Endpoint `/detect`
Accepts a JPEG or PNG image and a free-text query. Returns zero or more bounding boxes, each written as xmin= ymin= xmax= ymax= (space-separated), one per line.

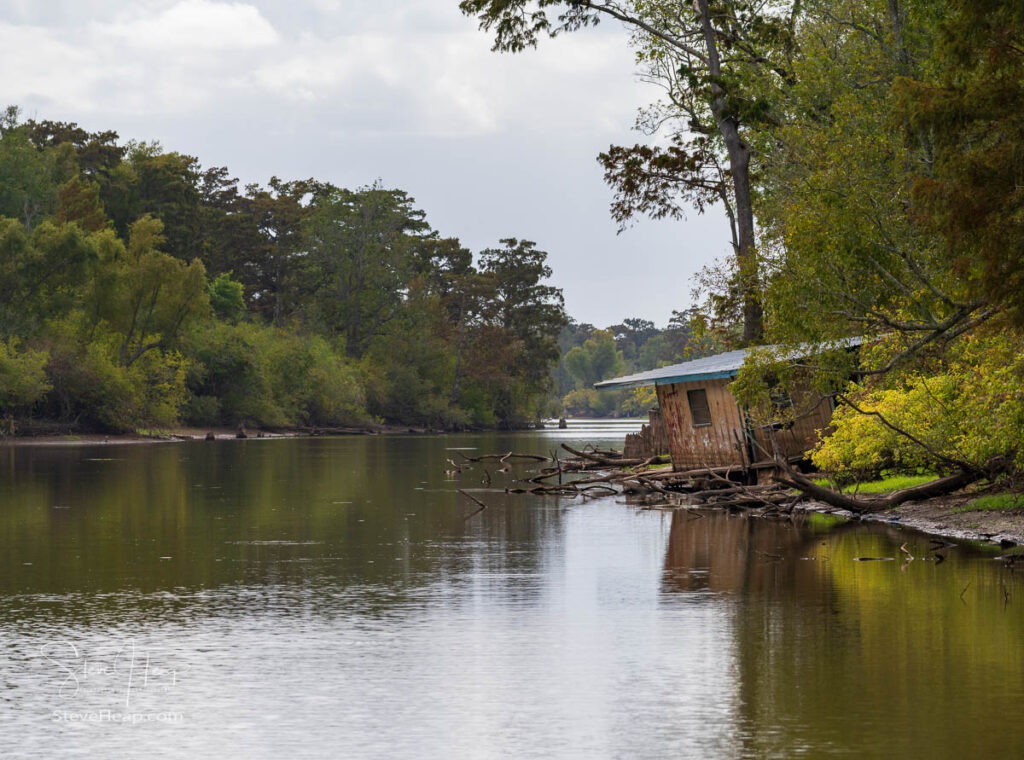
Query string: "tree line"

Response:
xmin=0 ymin=108 xmax=567 ymax=433
xmin=553 ymin=312 xmax=713 ymax=417
xmin=462 ymin=0 xmax=1024 ymax=482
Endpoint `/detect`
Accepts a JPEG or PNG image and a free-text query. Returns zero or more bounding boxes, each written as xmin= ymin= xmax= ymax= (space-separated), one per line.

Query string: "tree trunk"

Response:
xmin=725 ymin=130 xmax=764 ymax=345
xmin=774 ymin=462 xmax=982 ymax=515
xmin=696 ymin=0 xmax=764 ymax=345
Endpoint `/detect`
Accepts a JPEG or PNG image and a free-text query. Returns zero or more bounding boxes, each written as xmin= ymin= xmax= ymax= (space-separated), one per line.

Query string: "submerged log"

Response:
xmin=559 ymin=443 xmax=669 ymax=468
xmin=457 ymin=451 xmax=550 ymax=463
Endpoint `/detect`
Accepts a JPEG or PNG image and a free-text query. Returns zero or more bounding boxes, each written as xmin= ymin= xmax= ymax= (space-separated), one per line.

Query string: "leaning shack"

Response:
xmin=595 ymin=342 xmax=861 ymax=475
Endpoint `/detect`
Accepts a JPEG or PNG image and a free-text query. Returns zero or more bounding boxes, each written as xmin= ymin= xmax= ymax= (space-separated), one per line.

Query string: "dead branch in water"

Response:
xmin=457 ymin=452 xmax=549 ymax=463
xmin=560 ymin=443 xmax=670 ymax=468
xmin=459 ymin=489 xmax=490 ymax=520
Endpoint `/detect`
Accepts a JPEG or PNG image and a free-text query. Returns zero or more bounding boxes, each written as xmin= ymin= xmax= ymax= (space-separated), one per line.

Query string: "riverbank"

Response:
xmin=0 ymin=418 xmax=561 ymax=447
xmin=0 ymin=423 xmax=438 ymax=446
xmin=7 ymin=428 xmax=1020 ymax=548
xmin=798 ymin=492 xmax=1024 ymax=547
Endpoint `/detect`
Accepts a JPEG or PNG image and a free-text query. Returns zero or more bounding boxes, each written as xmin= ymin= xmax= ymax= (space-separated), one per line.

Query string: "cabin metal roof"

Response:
xmin=593 ymin=337 xmax=866 ymax=391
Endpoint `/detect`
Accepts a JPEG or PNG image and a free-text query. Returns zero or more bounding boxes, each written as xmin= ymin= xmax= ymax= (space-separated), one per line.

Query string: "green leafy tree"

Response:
xmin=0 ymin=107 xmax=76 ymax=230
xmin=0 ymin=219 xmax=103 ymax=338
xmin=96 ymin=215 xmax=210 ymax=367
xmin=564 ymin=329 xmax=626 ymax=388
xmin=302 ymin=184 xmax=430 ymax=357
xmin=99 ymin=143 xmax=205 ymax=259
xmin=23 ymin=117 xmax=125 ymax=179
xmin=478 ymin=238 xmax=567 ymax=423
xmin=238 ymin=177 xmax=323 ymax=324
xmin=893 ymin=0 xmax=1024 ymax=326
xmin=0 ymin=340 xmax=50 ymax=416
xmin=207 ymin=272 xmax=246 ymax=323
xmin=459 ymin=0 xmax=803 ymax=343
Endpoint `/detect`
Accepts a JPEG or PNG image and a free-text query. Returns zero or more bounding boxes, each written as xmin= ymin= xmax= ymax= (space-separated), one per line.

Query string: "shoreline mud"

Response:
xmin=796 ymin=493 xmax=1024 ymax=547
xmin=0 ymin=423 xmax=464 ymax=447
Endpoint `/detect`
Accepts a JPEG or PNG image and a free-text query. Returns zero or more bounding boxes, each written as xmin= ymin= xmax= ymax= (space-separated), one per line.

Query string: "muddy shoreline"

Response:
xmin=0 ymin=423 xmax=491 ymax=446
xmin=797 ymin=493 xmax=1024 ymax=547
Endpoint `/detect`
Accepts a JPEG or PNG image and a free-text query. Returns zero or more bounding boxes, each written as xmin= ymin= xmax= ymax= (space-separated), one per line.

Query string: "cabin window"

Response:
xmin=687 ymin=389 xmax=712 ymax=427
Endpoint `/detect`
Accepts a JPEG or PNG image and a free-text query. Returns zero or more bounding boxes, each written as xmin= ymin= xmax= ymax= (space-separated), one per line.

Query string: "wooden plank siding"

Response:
xmin=655 ymin=380 xmax=748 ymax=470
xmin=656 ymin=379 xmax=836 ymax=472
xmin=749 ymin=388 xmax=835 ymax=462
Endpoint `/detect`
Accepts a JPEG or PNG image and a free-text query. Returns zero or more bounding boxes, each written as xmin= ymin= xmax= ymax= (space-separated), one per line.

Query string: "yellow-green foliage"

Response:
xmin=45 ymin=331 xmax=190 ymax=432
xmin=182 ymin=322 xmax=366 ymax=428
xmin=563 ymin=387 xmax=620 ymax=417
xmin=255 ymin=329 xmax=365 ymax=426
xmin=127 ymin=349 xmax=189 ymax=429
xmin=0 ymin=339 xmax=50 ymax=410
xmin=620 ymin=386 xmax=657 ymax=417
xmin=813 ymin=330 xmax=1024 ymax=478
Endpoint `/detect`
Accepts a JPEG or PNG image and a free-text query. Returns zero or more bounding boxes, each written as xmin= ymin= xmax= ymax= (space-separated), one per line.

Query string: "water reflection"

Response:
xmin=661 ymin=508 xmax=1024 ymax=758
xmin=1 ymin=431 xmax=1022 ymax=758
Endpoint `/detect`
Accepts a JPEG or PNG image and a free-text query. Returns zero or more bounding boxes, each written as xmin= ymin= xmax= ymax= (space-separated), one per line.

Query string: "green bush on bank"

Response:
xmin=0 ymin=339 xmax=50 ymax=413
xmin=812 ymin=330 xmax=1024 ymax=480
xmin=181 ymin=322 xmax=366 ymax=428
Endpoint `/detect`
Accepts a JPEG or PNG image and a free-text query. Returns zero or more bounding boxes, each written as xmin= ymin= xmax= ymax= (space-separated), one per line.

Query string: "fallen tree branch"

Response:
xmin=457 ymin=452 xmax=550 ymax=463
xmin=773 ymin=460 xmax=982 ymax=514
xmin=560 ymin=443 xmax=647 ymax=467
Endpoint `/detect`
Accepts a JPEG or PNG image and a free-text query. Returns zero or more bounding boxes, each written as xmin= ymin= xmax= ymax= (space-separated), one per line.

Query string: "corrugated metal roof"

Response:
xmin=594 ymin=337 xmax=866 ymax=391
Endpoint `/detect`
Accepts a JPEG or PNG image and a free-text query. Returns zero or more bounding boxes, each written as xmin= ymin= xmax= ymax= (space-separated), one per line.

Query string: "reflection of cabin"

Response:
xmin=596 ymin=341 xmax=861 ymax=474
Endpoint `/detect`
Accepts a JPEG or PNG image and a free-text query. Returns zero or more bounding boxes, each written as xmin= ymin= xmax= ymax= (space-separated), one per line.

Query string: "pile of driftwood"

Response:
xmin=450 ymin=442 xmax=998 ymax=518
xmin=449 ymin=444 xmax=803 ymax=515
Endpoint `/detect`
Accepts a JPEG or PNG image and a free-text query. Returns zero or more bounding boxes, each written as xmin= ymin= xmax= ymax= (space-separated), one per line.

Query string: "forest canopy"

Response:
xmin=0 ymin=107 xmax=571 ymax=433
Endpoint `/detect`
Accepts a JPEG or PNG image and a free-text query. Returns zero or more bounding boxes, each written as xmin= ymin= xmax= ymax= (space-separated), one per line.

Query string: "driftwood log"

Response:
xmin=773 ymin=459 xmax=983 ymax=515
xmin=456 ymin=451 xmax=550 ymax=463
xmin=447 ymin=441 xmax=987 ymax=514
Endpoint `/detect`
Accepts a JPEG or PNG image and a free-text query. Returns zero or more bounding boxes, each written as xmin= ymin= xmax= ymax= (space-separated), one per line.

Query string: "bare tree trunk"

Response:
xmin=696 ymin=0 xmax=764 ymax=345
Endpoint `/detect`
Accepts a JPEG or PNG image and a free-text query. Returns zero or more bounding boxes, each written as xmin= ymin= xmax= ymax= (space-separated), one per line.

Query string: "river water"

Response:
xmin=1 ymin=422 xmax=1022 ymax=758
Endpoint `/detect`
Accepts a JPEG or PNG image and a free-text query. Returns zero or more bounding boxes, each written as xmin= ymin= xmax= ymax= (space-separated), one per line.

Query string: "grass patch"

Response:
xmin=806 ymin=512 xmax=847 ymax=531
xmin=812 ymin=473 xmax=938 ymax=494
xmin=953 ymin=493 xmax=1024 ymax=514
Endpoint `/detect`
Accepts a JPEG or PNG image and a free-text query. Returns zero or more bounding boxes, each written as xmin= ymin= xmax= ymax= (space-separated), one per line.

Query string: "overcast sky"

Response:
xmin=0 ymin=0 xmax=729 ymax=327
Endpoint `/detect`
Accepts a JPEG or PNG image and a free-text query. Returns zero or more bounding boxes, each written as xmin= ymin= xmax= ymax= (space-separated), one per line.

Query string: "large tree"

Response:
xmin=478 ymin=238 xmax=567 ymax=423
xmin=894 ymin=0 xmax=1024 ymax=327
xmin=301 ymin=184 xmax=430 ymax=357
xmin=460 ymin=0 xmax=801 ymax=344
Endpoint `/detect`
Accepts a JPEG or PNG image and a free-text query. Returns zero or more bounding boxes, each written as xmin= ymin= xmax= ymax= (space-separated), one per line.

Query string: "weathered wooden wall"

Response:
xmin=749 ymin=388 xmax=835 ymax=462
xmin=623 ymin=408 xmax=670 ymax=459
xmin=655 ymin=377 xmax=836 ymax=472
xmin=655 ymin=380 xmax=748 ymax=470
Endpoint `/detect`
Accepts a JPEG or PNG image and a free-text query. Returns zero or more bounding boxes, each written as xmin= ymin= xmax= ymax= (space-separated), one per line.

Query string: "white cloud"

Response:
xmin=0 ymin=0 xmax=642 ymax=134
xmin=100 ymin=0 xmax=278 ymax=50
xmin=0 ymin=1 xmax=725 ymax=324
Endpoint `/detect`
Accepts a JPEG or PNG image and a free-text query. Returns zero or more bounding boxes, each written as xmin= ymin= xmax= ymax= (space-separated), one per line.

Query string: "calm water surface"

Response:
xmin=1 ymin=421 xmax=1022 ymax=758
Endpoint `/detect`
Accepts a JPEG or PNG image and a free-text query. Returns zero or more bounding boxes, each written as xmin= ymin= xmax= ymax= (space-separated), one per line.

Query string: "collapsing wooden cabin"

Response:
xmin=595 ymin=340 xmax=862 ymax=475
